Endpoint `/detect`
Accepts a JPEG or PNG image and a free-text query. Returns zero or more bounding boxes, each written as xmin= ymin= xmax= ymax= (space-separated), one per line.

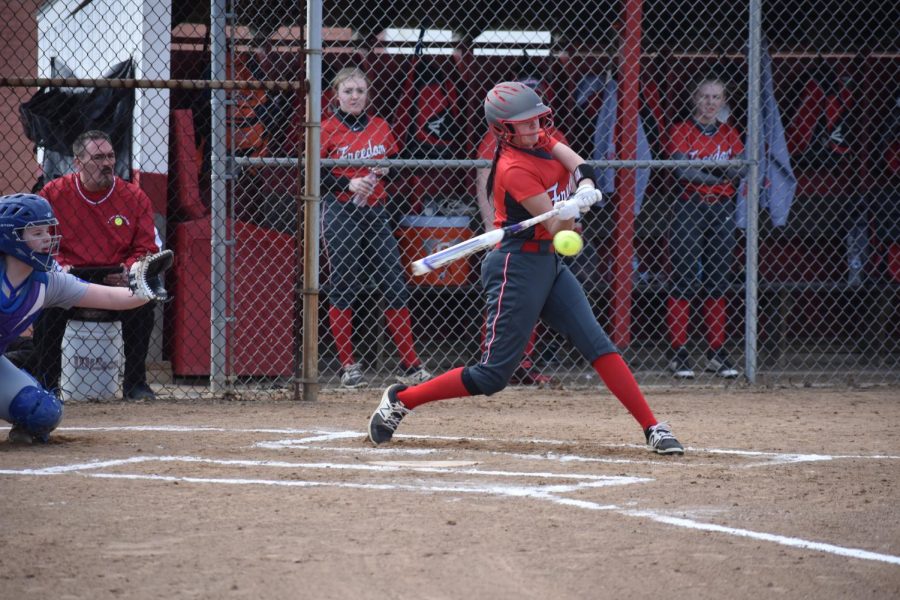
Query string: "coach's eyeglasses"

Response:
xmin=85 ymin=152 xmax=116 ymax=163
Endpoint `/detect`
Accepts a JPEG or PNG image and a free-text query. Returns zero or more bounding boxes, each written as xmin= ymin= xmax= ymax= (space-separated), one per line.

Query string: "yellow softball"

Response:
xmin=553 ymin=230 xmax=583 ymax=257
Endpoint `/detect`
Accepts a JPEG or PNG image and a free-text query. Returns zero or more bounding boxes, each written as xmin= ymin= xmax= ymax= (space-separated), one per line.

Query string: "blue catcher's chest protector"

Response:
xmin=0 ymin=263 xmax=48 ymax=355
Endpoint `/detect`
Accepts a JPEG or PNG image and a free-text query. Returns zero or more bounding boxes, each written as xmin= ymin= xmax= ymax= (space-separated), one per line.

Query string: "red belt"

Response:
xmin=521 ymin=240 xmax=555 ymax=254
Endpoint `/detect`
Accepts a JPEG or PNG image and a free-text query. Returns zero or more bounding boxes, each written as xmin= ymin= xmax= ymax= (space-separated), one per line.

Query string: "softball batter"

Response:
xmin=321 ymin=67 xmax=431 ymax=389
xmin=368 ymin=82 xmax=684 ymax=455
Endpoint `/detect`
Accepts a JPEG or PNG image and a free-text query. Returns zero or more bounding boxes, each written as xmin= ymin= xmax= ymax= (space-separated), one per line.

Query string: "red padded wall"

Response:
xmin=169 ymin=216 xmax=295 ymax=376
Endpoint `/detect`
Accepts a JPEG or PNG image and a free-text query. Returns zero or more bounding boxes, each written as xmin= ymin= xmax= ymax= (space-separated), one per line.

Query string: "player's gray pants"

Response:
xmin=0 ymin=356 xmax=40 ymax=424
xmin=669 ymin=196 xmax=736 ymax=299
xmin=321 ymin=195 xmax=409 ymax=309
xmin=462 ymin=247 xmax=617 ymax=396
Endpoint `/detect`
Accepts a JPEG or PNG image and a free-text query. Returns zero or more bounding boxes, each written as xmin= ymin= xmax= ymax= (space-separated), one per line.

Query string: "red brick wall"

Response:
xmin=0 ymin=1 xmax=44 ymax=195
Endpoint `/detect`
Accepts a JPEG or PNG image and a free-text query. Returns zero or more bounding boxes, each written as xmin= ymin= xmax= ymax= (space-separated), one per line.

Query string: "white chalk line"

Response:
xmin=272 ymin=444 xmax=711 ymax=467
xmin=0 ymin=455 xmax=649 ymax=484
xmin=3 ymin=425 xmax=900 ymax=566
xmin=4 ymin=456 xmax=898 ymax=567
xmin=49 ymin=425 xmax=900 ymax=466
xmin=620 ymin=510 xmax=900 ymax=566
xmin=84 ymin=471 xmax=633 ymax=502
xmin=258 ymin=435 xmax=900 ymax=469
xmin=0 ymin=455 xmax=644 ymax=508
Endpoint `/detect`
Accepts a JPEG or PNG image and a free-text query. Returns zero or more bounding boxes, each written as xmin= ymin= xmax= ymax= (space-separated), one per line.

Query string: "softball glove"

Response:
xmin=128 ymin=249 xmax=174 ymax=302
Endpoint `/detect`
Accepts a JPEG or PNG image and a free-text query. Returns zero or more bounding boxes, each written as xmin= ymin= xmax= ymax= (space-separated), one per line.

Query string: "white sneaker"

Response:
xmin=706 ymin=350 xmax=739 ymax=379
xmin=667 ymin=348 xmax=695 ymax=379
xmin=397 ymin=365 xmax=432 ymax=385
xmin=340 ymin=363 xmax=367 ymax=388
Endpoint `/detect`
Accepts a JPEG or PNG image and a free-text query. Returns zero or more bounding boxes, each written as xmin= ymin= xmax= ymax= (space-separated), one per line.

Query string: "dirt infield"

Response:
xmin=2 ymin=386 xmax=899 ymax=599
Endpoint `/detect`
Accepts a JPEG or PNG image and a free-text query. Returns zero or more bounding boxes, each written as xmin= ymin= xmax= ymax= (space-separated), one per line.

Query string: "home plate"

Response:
xmin=368 ymin=460 xmax=479 ymax=468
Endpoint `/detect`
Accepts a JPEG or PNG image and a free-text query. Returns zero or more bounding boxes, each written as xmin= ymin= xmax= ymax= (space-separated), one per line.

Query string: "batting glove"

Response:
xmin=572 ymin=182 xmax=604 ymax=210
xmin=555 ymin=199 xmax=581 ymax=220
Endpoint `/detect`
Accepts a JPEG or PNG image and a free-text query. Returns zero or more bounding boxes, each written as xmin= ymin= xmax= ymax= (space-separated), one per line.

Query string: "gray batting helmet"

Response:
xmin=484 ymin=81 xmax=553 ymax=143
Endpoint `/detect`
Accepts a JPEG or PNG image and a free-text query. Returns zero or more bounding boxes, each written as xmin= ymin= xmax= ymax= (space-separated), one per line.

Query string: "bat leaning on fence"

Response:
xmin=411 ymin=205 xmax=563 ymax=276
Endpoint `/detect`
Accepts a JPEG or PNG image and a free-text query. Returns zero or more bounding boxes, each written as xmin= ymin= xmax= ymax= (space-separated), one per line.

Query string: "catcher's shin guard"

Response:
xmin=8 ymin=386 xmax=63 ymax=442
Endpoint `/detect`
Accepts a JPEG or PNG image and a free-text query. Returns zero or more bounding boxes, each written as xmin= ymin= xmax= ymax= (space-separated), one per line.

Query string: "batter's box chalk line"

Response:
xmin=3 ymin=425 xmax=899 ymax=566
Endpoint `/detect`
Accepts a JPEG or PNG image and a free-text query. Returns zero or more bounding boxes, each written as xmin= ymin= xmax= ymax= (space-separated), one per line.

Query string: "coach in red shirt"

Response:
xmin=28 ymin=130 xmax=159 ymax=400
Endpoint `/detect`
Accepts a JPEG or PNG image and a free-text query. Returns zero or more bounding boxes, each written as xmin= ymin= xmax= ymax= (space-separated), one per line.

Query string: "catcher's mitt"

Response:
xmin=128 ymin=249 xmax=174 ymax=302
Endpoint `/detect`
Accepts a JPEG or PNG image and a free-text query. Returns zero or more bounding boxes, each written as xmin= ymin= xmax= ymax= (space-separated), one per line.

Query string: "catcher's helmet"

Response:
xmin=0 ymin=193 xmax=60 ymax=272
xmin=484 ymin=81 xmax=554 ymax=145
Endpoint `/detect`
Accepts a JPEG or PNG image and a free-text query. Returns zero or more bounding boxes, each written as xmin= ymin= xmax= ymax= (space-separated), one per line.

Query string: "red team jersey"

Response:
xmin=666 ymin=120 xmax=744 ymax=199
xmin=492 ymin=147 xmax=575 ymax=240
xmin=40 ymin=174 xmax=159 ymax=269
xmin=320 ymin=113 xmax=399 ymax=207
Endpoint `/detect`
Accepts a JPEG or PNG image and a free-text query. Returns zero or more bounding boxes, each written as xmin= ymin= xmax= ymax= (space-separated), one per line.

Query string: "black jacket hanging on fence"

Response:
xmin=394 ymin=59 xmax=459 ymax=160
xmin=19 ymin=57 xmax=135 ymax=183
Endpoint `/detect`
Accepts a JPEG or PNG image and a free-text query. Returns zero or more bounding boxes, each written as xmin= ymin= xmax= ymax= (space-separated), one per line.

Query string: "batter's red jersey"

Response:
xmin=666 ymin=120 xmax=744 ymax=198
xmin=492 ymin=146 xmax=574 ymax=240
xmin=40 ymin=174 xmax=159 ymax=269
xmin=321 ymin=113 xmax=399 ymax=206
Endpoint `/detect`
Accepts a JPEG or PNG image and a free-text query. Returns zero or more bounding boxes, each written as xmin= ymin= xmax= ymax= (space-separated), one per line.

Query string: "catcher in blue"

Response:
xmin=0 ymin=193 xmax=171 ymax=444
xmin=367 ymin=82 xmax=684 ymax=455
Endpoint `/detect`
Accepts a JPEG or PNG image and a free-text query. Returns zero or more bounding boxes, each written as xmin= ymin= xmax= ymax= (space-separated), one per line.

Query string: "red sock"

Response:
xmin=704 ymin=297 xmax=727 ymax=350
xmin=592 ymin=353 xmax=656 ymax=430
xmin=385 ymin=307 xmax=420 ymax=368
xmin=396 ymin=367 xmax=470 ymax=410
xmin=666 ymin=297 xmax=690 ymax=348
xmin=328 ymin=306 xmax=355 ymax=366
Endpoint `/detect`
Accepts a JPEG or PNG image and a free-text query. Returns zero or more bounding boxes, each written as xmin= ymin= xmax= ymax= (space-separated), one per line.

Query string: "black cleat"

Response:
xmin=645 ymin=422 xmax=685 ymax=455
xmin=368 ymin=384 xmax=410 ymax=445
xmin=124 ymin=382 xmax=156 ymax=401
xmin=340 ymin=363 xmax=368 ymax=389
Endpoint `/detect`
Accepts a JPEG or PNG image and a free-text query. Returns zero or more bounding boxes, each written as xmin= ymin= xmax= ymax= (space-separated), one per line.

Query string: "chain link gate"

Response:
xmin=0 ymin=1 xmax=896 ymax=402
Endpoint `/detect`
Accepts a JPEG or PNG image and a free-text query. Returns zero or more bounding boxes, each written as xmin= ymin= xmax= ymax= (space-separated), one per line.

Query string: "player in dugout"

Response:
xmin=366 ymin=82 xmax=685 ymax=455
xmin=665 ymin=77 xmax=745 ymax=379
xmin=320 ymin=66 xmax=432 ymax=389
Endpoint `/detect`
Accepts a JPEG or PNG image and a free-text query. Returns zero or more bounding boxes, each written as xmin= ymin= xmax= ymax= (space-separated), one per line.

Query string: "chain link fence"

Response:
xmin=0 ymin=1 xmax=896 ymax=401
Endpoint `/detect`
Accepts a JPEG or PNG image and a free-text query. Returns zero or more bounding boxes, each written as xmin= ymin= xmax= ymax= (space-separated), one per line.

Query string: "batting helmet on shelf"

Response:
xmin=484 ymin=81 xmax=554 ymax=146
xmin=0 ymin=193 xmax=61 ymax=272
